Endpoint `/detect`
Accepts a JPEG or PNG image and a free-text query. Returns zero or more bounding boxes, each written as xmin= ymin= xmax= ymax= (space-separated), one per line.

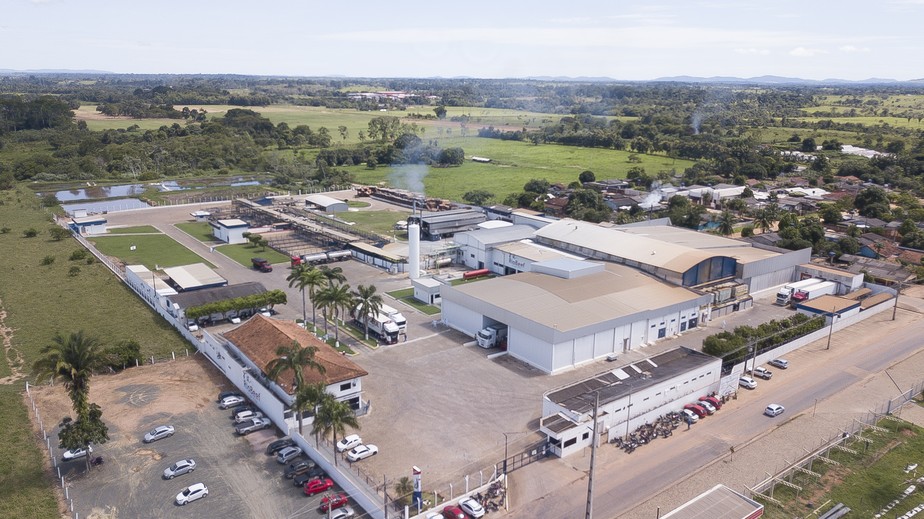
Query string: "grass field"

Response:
xmin=386 ymin=288 xmax=441 ymax=316
xmin=73 ymin=105 xmax=180 ymax=131
xmin=331 ymin=209 xmax=410 ymax=236
xmin=217 ymin=243 xmax=291 ymax=267
xmin=175 ymin=221 xmax=219 ymax=242
xmin=107 ymin=225 xmax=160 ymax=234
xmin=0 ymin=187 xmax=193 ymax=518
xmin=88 ymin=234 xmax=213 ymax=270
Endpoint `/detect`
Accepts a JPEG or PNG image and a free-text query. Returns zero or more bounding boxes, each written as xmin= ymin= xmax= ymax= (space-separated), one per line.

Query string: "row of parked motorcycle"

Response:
xmin=610 ymin=394 xmax=725 ymax=453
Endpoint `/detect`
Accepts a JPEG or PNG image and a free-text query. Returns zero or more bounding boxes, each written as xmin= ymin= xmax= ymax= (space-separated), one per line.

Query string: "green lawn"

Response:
xmin=0 ymin=385 xmax=58 ymax=518
xmin=88 ymin=234 xmax=213 ymax=270
xmin=175 ymin=221 xmax=220 ymax=243
xmin=386 ymin=288 xmax=441 ymax=316
xmin=217 ymin=243 xmax=291 ymax=267
xmin=332 ymin=209 xmax=410 ymax=236
xmin=107 ymin=225 xmax=160 ymax=234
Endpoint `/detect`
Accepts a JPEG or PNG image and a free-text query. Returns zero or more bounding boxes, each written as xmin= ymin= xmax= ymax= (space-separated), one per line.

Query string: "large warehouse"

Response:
xmin=441 ymin=259 xmax=713 ymax=373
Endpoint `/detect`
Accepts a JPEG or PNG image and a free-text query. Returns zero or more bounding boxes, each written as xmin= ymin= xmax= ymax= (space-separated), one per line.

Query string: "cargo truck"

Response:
xmin=476 ymin=324 xmax=508 ymax=349
xmin=378 ymin=303 xmax=406 ymax=331
xmin=251 ymin=257 xmax=273 ymax=272
xmin=351 ymin=308 xmax=400 ymax=344
xmin=791 ymin=280 xmax=837 ymax=305
xmin=775 ymin=278 xmax=821 ymax=305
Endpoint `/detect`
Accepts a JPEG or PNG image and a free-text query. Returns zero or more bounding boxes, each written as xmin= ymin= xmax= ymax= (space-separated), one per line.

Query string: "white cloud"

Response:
xmin=839 ymin=45 xmax=870 ymax=53
xmin=789 ymin=47 xmax=828 ymax=57
xmin=734 ymin=48 xmax=770 ymax=55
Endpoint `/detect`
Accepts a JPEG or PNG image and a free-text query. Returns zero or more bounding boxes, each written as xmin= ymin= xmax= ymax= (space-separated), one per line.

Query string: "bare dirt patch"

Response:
xmin=0 ymin=302 xmax=26 ymax=384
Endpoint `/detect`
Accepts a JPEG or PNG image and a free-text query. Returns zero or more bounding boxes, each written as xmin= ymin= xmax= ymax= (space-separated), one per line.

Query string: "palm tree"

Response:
xmin=301 ymin=267 xmax=327 ymax=332
xmin=287 ymin=263 xmax=311 ymax=326
xmin=317 ymin=283 xmax=354 ymax=342
xmin=394 ymin=476 xmax=414 ymax=506
xmin=315 ymin=397 xmax=360 ymax=466
xmin=754 ymin=209 xmax=773 ymax=234
xmin=318 ymin=265 xmax=346 ymax=287
xmin=265 ymin=340 xmax=326 ymax=393
xmin=33 ymin=331 xmax=106 ymax=419
xmin=352 ymin=284 xmax=383 ymax=340
xmin=292 ymin=382 xmax=328 ymax=437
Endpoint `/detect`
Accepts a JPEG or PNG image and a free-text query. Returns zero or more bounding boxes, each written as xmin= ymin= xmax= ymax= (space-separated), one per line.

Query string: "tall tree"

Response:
xmin=316 ymin=398 xmax=360 ymax=466
xmin=717 ymin=210 xmax=735 ymax=236
xmin=57 ymin=403 xmax=109 ymax=470
xmin=317 ymin=283 xmax=354 ymax=343
xmin=265 ymin=340 xmax=326 ymax=393
xmin=292 ymin=382 xmax=329 ymax=440
xmin=287 ymin=264 xmax=316 ymax=326
xmin=33 ymin=331 xmax=106 ymax=418
xmin=352 ymin=284 xmax=384 ymax=340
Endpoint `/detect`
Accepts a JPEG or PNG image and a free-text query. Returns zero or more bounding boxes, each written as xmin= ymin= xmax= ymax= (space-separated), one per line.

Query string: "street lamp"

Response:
xmin=826 ymin=306 xmax=838 ymax=350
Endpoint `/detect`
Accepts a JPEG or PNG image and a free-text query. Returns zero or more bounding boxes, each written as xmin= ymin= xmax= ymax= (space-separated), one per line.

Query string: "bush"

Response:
xmin=40 ymin=255 xmax=55 ymax=266
xmin=103 ymin=340 xmax=141 ymax=371
xmin=23 ymin=228 xmax=38 ymax=238
xmin=0 ymin=226 xmax=9 ymax=234
xmin=69 ymin=249 xmax=88 ymax=261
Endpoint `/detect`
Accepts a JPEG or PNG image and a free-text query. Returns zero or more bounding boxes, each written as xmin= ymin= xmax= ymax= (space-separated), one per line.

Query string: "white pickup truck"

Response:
xmin=235 ymin=417 xmax=271 ymax=435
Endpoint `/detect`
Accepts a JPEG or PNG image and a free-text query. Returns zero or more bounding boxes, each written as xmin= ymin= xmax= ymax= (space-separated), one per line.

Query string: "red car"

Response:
xmin=683 ymin=403 xmax=708 ymax=418
xmin=304 ymin=478 xmax=334 ymax=496
xmin=699 ymin=395 xmax=722 ymax=410
xmin=442 ymin=505 xmax=466 ymax=519
xmin=320 ymin=493 xmax=349 ymax=511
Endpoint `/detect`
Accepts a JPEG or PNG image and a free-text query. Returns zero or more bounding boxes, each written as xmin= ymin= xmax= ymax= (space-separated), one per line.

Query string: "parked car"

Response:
xmin=426 ymin=513 xmax=442 ymax=519
xmin=217 ymin=390 xmax=241 ymax=403
xmin=163 ymin=459 xmax=196 ymax=479
xmin=320 ymin=493 xmax=349 ymax=511
xmin=266 ymin=437 xmax=295 ymax=455
xmin=749 ymin=366 xmax=773 ymax=380
xmin=459 ymin=496 xmax=486 ymax=518
xmin=764 ymin=404 xmax=785 ymax=417
xmin=144 ymin=425 xmax=175 ymax=443
xmin=699 ymin=395 xmax=722 ymax=410
xmin=293 ymin=467 xmax=326 ymax=486
xmin=442 ymin=505 xmax=466 ymax=519
xmin=284 ymin=459 xmax=315 ymax=479
xmin=683 ymin=403 xmax=708 ymax=418
xmin=696 ymin=399 xmax=716 ymax=414
xmin=768 ymin=358 xmax=789 ymax=369
xmin=346 ymin=444 xmax=378 ymax=462
xmin=680 ymin=409 xmax=699 ymax=424
xmin=234 ymin=410 xmax=264 ymax=424
xmin=218 ymin=395 xmax=246 ymax=409
xmin=304 ymin=478 xmax=334 ymax=496
xmin=175 ymin=482 xmax=208 ymax=505
xmin=235 ymin=417 xmax=271 ymax=435
xmin=62 ymin=445 xmax=92 ymax=461
xmin=276 ymin=446 xmax=303 ymax=464
xmin=330 ymin=507 xmax=356 ymax=519
xmin=229 ymin=404 xmax=256 ymax=418
xmin=336 ymin=434 xmax=363 ymax=453
xmin=739 ymin=376 xmax=758 ymax=390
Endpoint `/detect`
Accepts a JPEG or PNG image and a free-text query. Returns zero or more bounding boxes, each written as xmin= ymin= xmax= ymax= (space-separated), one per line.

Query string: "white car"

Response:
xmin=163 ymin=458 xmax=196 ymax=479
xmin=768 ymin=358 xmax=789 ymax=369
xmin=218 ymin=395 xmax=246 ymax=409
xmin=459 ymin=497 xmax=486 ymax=518
xmin=336 ymin=434 xmax=362 ymax=453
xmin=346 ymin=444 xmax=378 ymax=462
xmin=144 ymin=425 xmax=175 ymax=443
xmin=330 ymin=507 xmax=355 ymax=519
xmin=62 ymin=445 xmax=92 ymax=461
xmin=739 ymin=376 xmax=757 ymax=390
xmin=276 ymin=446 xmax=303 ymax=464
xmin=233 ymin=410 xmax=264 ymax=423
xmin=764 ymin=404 xmax=785 ymax=417
xmin=175 ymin=482 xmax=208 ymax=505
xmin=680 ymin=408 xmax=699 ymax=424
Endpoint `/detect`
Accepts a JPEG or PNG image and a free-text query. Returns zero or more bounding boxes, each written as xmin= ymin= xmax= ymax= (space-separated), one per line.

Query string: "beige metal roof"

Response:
xmin=452 ymin=262 xmax=703 ymax=332
xmin=162 ymin=263 xmax=227 ymax=291
xmin=494 ymin=240 xmax=582 ymax=263
xmin=535 ymin=220 xmax=716 ymax=274
xmin=618 ymin=225 xmax=749 ymax=250
xmin=797 ymin=294 xmax=860 ymax=313
xmin=661 ymin=484 xmax=763 ymax=519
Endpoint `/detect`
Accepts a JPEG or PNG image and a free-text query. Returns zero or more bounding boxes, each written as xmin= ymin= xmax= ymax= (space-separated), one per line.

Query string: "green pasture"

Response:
xmin=175 ymin=221 xmax=220 ymax=242
xmin=107 ymin=225 xmax=160 ymax=234
xmin=331 ymin=209 xmax=410 ymax=236
xmin=792 ymin=115 xmax=924 ymax=129
xmin=0 ymin=385 xmax=58 ymax=518
xmin=217 ymin=243 xmax=290 ymax=267
xmin=89 ymin=234 xmax=212 ymax=270
xmin=74 ymin=105 xmax=180 ymax=131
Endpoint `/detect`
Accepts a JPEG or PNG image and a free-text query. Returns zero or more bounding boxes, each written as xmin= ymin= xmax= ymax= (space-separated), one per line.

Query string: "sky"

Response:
xmin=2 ymin=0 xmax=923 ymax=81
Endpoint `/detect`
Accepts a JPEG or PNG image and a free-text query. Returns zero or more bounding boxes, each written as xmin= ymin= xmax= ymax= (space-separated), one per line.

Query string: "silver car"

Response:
xmin=276 ymin=446 xmax=303 ymax=464
xmin=163 ymin=458 xmax=196 ymax=479
xmin=144 ymin=425 xmax=175 ymax=443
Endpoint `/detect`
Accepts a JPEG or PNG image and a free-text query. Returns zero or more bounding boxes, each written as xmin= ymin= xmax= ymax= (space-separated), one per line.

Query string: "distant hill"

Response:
xmin=651 ymin=75 xmax=922 ymax=85
xmin=0 ymin=68 xmax=114 ymax=75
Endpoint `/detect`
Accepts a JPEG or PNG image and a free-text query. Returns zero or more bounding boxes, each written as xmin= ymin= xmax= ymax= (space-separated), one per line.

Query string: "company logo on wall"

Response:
xmin=242 ymin=371 xmax=261 ymax=402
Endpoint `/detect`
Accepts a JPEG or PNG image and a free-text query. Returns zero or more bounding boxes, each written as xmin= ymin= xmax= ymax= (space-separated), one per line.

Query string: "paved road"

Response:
xmin=505 ymin=302 xmax=924 ymax=518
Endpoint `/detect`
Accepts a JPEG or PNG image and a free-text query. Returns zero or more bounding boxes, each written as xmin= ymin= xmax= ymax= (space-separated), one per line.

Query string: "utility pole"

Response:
xmin=892 ymin=281 xmax=902 ymax=321
xmin=584 ymin=391 xmax=599 ymax=519
xmin=826 ymin=306 xmax=836 ymax=350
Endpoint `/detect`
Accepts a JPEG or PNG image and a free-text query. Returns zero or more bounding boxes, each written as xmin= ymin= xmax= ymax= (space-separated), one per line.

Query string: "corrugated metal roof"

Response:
xmin=452 ymin=263 xmax=703 ymax=332
xmin=163 ymin=263 xmax=227 ymax=291
xmin=305 ymin=194 xmax=346 ymax=208
xmin=167 ymin=281 xmax=266 ymax=309
xmin=494 ymin=240 xmax=582 ymax=263
xmin=661 ymin=484 xmax=763 ymax=519
xmin=215 ymin=218 xmax=248 ymax=227
xmin=454 ymin=224 xmax=536 ymax=246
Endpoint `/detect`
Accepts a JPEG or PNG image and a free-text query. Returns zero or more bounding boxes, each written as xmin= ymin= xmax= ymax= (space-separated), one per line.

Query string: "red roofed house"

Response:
xmin=222 ymin=314 xmax=368 ymax=413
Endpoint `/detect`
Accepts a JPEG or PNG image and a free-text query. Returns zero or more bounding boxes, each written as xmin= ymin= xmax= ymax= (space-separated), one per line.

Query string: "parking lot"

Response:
xmin=32 ymin=358 xmax=360 ymax=519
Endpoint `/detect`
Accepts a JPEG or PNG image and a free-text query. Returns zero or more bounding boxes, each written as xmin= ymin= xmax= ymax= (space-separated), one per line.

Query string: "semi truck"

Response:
xmin=775 ymin=278 xmax=821 ymax=305
xmin=476 ymin=324 xmax=508 ymax=349
xmin=791 ymin=280 xmax=838 ymax=305
xmin=290 ymin=250 xmax=352 ymax=267
xmin=378 ymin=303 xmax=406 ymax=331
xmin=351 ymin=308 xmax=400 ymax=344
xmin=251 ymin=257 xmax=273 ymax=273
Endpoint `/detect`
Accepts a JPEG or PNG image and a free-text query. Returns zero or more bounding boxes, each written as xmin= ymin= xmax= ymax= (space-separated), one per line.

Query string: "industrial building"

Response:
xmin=162 ymin=263 xmax=228 ymax=292
xmin=164 ymin=281 xmax=268 ymax=324
xmin=441 ymin=260 xmax=713 ymax=373
xmin=660 ymin=484 xmax=764 ymax=519
xmin=210 ymin=218 xmax=250 ymax=244
xmin=419 ymin=209 xmax=486 ymax=240
xmin=540 ymin=347 xmax=721 ymax=457
xmin=305 ymin=194 xmax=349 ymax=213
